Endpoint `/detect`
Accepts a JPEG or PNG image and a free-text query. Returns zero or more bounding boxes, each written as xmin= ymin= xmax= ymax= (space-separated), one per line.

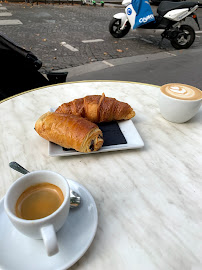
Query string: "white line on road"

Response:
xmin=0 ymin=12 xmax=12 ymax=16
xmin=102 ymin=60 xmax=114 ymax=67
xmin=140 ymin=38 xmax=153 ymax=44
xmin=0 ymin=7 xmax=7 ymax=10
xmin=195 ymin=31 xmax=202 ymax=34
xmin=165 ymin=52 xmax=176 ymax=57
xmin=60 ymin=42 xmax=78 ymax=52
xmin=0 ymin=20 xmax=23 ymax=25
xmin=122 ymin=37 xmax=136 ymax=40
xmin=82 ymin=39 xmax=104 ymax=43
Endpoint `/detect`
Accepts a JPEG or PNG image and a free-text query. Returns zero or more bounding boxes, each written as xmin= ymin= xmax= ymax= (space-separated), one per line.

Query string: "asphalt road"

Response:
xmin=1 ymin=1 xmax=202 ymax=91
xmin=67 ymin=47 xmax=202 ymax=89
xmin=1 ymin=2 xmax=202 ymax=72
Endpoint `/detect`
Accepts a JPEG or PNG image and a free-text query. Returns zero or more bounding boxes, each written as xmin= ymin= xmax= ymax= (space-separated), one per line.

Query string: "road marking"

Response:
xmin=82 ymin=39 xmax=104 ymax=43
xmin=60 ymin=42 xmax=78 ymax=52
xmin=140 ymin=38 xmax=153 ymax=44
xmin=122 ymin=36 xmax=137 ymax=40
xmin=165 ymin=52 xmax=176 ymax=57
xmin=0 ymin=7 xmax=7 ymax=10
xmin=102 ymin=60 xmax=114 ymax=67
xmin=196 ymin=35 xmax=200 ymax=38
xmin=0 ymin=12 xmax=12 ymax=16
xmin=0 ymin=19 xmax=23 ymax=25
xmin=195 ymin=31 xmax=202 ymax=34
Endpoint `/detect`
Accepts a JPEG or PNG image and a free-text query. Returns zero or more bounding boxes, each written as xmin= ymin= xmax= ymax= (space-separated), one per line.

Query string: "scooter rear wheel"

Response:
xmin=171 ymin=25 xmax=195 ymax=50
xmin=109 ymin=18 xmax=131 ymax=38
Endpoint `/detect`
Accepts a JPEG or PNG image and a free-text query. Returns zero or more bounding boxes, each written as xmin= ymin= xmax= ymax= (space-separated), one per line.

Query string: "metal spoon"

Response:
xmin=9 ymin=161 xmax=81 ymax=209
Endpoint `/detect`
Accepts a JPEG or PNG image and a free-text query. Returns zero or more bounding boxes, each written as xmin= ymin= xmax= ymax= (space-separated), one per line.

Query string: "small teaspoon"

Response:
xmin=9 ymin=161 xmax=81 ymax=209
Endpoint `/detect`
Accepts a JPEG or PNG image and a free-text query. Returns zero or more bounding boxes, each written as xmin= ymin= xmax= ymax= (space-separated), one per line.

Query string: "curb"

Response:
xmin=54 ymin=47 xmax=202 ymax=80
xmin=55 ymin=51 xmax=176 ymax=78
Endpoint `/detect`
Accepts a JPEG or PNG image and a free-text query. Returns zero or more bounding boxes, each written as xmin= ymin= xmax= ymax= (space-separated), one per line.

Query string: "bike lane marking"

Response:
xmin=60 ymin=42 xmax=79 ymax=52
xmin=0 ymin=5 xmax=23 ymax=25
xmin=140 ymin=38 xmax=153 ymax=44
xmin=165 ymin=52 xmax=176 ymax=57
xmin=82 ymin=39 xmax=104 ymax=43
xmin=102 ymin=60 xmax=114 ymax=67
xmin=0 ymin=12 xmax=12 ymax=16
xmin=0 ymin=19 xmax=23 ymax=25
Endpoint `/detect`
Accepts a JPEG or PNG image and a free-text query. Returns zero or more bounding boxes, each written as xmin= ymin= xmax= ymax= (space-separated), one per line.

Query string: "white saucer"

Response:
xmin=0 ymin=179 xmax=98 ymax=270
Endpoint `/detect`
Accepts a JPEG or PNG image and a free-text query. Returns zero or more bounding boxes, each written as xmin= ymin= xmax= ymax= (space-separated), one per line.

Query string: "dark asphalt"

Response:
xmin=0 ymin=1 xmax=202 ymax=99
xmin=67 ymin=47 xmax=202 ymax=89
xmin=1 ymin=2 xmax=202 ymax=72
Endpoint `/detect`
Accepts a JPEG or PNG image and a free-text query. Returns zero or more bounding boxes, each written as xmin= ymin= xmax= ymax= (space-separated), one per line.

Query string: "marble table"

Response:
xmin=0 ymin=81 xmax=202 ymax=270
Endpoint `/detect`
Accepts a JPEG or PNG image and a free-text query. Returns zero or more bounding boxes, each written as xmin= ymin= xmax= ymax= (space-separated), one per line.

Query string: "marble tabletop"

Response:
xmin=0 ymin=81 xmax=201 ymax=270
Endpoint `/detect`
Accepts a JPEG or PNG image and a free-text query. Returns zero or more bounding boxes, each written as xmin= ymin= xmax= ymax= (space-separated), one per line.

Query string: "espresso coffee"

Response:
xmin=160 ymin=83 xmax=202 ymax=101
xmin=15 ymin=183 xmax=64 ymax=220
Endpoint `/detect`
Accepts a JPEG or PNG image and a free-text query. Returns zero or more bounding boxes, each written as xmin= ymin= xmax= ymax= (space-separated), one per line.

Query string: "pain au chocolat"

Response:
xmin=35 ymin=112 xmax=104 ymax=153
xmin=55 ymin=93 xmax=135 ymax=123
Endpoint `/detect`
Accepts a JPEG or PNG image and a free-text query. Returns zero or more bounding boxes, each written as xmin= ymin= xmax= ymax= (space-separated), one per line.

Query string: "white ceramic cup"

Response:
xmin=4 ymin=170 xmax=70 ymax=256
xmin=159 ymin=90 xmax=202 ymax=123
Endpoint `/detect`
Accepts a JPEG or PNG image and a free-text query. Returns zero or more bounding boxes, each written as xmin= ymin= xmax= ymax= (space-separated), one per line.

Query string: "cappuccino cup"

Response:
xmin=4 ymin=170 xmax=70 ymax=256
xmin=159 ymin=83 xmax=202 ymax=123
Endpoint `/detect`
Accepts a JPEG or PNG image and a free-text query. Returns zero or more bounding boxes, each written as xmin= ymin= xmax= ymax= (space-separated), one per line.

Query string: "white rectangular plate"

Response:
xmin=49 ymin=120 xmax=144 ymax=157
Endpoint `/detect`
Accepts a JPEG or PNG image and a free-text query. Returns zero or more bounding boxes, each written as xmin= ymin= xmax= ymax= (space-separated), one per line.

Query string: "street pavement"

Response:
xmin=1 ymin=2 xmax=202 ymax=69
xmin=0 ymin=1 xmax=202 ymax=91
xmin=67 ymin=47 xmax=202 ymax=89
xmin=0 ymin=2 xmax=163 ymax=71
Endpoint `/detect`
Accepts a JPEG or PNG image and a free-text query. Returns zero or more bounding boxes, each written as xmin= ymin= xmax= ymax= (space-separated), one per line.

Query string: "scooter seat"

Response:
xmin=157 ymin=1 xmax=198 ymax=16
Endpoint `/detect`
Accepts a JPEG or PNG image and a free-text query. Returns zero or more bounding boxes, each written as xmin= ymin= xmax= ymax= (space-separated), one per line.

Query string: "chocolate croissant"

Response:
xmin=55 ymin=93 xmax=135 ymax=123
xmin=35 ymin=112 xmax=104 ymax=153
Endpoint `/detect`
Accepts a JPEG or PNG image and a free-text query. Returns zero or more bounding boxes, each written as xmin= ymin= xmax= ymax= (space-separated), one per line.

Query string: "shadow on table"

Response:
xmin=0 ymin=33 xmax=68 ymax=101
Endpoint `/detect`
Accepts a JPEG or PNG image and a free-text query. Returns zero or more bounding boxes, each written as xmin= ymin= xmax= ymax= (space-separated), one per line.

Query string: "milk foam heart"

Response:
xmin=170 ymin=86 xmax=186 ymax=94
xmin=161 ymin=83 xmax=202 ymax=100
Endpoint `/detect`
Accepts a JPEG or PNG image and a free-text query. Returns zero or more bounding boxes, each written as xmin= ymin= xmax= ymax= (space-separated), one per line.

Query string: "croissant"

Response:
xmin=55 ymin=93 xmax=135 ymax=123
xmin=35 ymin=112 xmax=104 ymax=153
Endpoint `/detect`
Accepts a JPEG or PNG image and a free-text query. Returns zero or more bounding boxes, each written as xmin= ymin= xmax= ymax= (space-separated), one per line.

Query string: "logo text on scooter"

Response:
xmin=139 ymin=14 xmax=154 ymax=23
xmin=127 ymin=8 xmax=132 ymax=15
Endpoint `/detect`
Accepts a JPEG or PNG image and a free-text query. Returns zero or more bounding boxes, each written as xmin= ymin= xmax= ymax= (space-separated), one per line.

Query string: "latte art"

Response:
xmin=170 ymin=86 xmax=186 ymax=94
xmin=161 ymin=83 xmax=202 ymax=101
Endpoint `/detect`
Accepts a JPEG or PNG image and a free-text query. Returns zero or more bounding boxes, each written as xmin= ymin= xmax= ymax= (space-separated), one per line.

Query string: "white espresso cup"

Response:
xmin=4 ymin=170 xmax=70 ymax=256
xmin=159 ymin=83 xmax=202 ymax=123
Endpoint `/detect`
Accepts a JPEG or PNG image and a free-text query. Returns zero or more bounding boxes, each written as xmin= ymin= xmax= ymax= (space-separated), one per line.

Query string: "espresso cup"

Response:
xmin=4 ymin=170 xmax=70 ymax=256
xmin=159 ymin=83 xmax=202 ymax=123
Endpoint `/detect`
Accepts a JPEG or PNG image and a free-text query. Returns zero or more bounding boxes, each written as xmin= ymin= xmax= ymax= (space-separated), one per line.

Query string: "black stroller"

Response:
xmin=0 ymin=34 xmax=68 ymax=100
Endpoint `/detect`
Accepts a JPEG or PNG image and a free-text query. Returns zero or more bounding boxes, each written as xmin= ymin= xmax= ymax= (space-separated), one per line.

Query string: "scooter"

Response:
xmin=109 ymin=1 xmax=201 ymax=49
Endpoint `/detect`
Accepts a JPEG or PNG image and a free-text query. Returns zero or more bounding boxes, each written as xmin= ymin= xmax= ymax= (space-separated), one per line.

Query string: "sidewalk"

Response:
xmin=66 ymin=47 xmax=202 ymax=89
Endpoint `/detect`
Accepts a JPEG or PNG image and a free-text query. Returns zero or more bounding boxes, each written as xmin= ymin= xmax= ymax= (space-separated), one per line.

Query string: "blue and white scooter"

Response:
xmin=109 ymin=0 xmax=201 ymax=49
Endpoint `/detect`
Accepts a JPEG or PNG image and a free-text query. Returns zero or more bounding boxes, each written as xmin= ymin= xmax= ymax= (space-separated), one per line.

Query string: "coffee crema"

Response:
xmin=15 ymin=183 xmax=64 ymax=220
xmin=160 ymin=83 xmax=202 ymax=101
